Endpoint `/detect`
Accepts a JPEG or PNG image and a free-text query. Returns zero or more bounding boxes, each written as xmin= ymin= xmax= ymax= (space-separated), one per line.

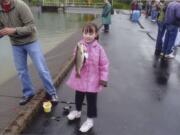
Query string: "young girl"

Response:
xmin=66 ymin=23 xmax=109 ymax=133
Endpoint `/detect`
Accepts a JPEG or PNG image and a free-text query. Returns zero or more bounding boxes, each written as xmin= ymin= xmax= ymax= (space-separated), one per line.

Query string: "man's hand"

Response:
xmin=0 ymin=27 xmax=16 ymax=36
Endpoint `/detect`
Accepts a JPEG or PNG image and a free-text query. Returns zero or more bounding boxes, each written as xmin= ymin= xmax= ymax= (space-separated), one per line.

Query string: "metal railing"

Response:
xmin=42 ymin=0 xmax=104 ymax=8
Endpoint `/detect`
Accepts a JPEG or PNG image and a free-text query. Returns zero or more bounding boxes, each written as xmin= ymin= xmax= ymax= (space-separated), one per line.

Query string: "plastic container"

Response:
xmin=43 ymin=101 xmax=52 ymax=113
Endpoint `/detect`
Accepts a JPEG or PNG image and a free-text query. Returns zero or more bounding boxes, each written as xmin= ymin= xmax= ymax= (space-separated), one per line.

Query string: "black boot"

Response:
xmin=154 ymin=49 xmax=161 ymax=56
xmin=19 ymin=95 xmax=34 ymax=105
xmin=51 ymin=94 xmax=59 ymax=105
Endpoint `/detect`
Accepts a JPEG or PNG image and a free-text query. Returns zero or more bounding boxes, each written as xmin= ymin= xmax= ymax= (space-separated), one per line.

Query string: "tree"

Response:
xmin=86 ymin=0 xmax=93 ymax=5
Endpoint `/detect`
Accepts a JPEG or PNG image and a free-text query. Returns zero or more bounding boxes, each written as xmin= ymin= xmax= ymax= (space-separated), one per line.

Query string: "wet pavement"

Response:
xmin=22 ymin=12 xmax=180 ymax=135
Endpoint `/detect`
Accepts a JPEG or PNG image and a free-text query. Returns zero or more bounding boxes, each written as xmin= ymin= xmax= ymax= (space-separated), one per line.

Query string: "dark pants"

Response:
xmin=155 ymin=22 xmax=166 ymax=53
xmin=146 ymin=4 xmax=151 ymax=18
xmin=104 ymin=24 xmax=109 ymax=32
xmin=75 ymin=91 xmax=97 ymax=118
xmin=163 ymin=24 xmax=178 ymax=55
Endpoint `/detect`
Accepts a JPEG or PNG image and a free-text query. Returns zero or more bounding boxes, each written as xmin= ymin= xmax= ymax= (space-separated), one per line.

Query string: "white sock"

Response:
xmin=87 ymin=118 xmax=93 ymax=123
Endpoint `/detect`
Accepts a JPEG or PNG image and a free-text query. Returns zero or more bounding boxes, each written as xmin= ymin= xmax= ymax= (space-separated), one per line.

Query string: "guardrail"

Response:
xmin=42 ymin=0 xmax=104 ymax=8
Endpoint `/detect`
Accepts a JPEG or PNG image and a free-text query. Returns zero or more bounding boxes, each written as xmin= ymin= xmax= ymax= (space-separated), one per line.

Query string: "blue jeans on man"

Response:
xmin=162 ymin=24 xmax=178 ymax=55
xmin=12 ymin=40 xmax=58 ymax=105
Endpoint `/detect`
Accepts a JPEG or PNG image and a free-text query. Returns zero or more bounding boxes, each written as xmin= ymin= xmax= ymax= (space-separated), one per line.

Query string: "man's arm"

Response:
xmin=0 ymin=21 xmax=4 ymax=38
xmin=174 ymin=6 xmax=180 ymax=27
xmin=15 ymin=1 xmax=37 ymax=36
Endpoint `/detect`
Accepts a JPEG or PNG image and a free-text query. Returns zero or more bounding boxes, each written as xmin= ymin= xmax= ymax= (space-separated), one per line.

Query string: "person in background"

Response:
xmin=151 ymin=0 xmax=159 ymax=22
xmin=162 ymin=0 xmax=180 ymax=58
xmin=130 ymin=0 xmax=138 ymax=14
xmin=145 ymin=0 xmax=152 ymax=18
xmin=137 ymin=0 xmax=143 ymax=16
xmin=0 ymin=0 xmax=59 ymax=105
xmin=154 ymin=0 xmax=167 ymax=56
xmin=102 ymin=0 xmax=112 ymax=33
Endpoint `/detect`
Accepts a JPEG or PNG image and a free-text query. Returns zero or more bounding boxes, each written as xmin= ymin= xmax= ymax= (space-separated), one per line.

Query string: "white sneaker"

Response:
xmin=160 ymin=52 xmax=164 ymax=56
xmin=165 ymin=53 xmax=175 ymax=59
xmin=79 ymin=118 xmax=94 ymax=133
xmin=67 ymin=110 xmax=81 ymax=120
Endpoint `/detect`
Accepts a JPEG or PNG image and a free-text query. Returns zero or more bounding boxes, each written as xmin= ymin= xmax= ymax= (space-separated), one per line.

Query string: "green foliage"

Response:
xmin=113 ymin=1 xmax=130 ymax=9
xmin=31 ymin=0 xmax=38 ymax=5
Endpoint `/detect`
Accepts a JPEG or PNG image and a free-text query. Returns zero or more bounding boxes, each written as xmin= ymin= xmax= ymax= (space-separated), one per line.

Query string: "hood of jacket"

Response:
xmin=0 ymin=0 xmax=15 ymax=13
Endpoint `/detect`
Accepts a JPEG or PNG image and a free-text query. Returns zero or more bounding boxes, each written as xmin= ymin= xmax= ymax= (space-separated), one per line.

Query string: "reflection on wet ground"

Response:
xmin=153 ymin=56 xmax=171 ymax=85
xmin=152 ymin=56 xmax=171 ymax=101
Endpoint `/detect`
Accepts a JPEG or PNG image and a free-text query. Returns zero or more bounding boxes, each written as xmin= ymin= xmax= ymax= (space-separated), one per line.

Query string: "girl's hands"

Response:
xmin=99 ymin=80 xmax=108 ymax=87
xmin=75 ymin=73 xmax=81 ymax=78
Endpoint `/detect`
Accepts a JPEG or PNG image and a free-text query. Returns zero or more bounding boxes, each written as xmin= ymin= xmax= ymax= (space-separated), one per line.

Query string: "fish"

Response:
xmin=75 ymin=42 xmax=86 ymax=78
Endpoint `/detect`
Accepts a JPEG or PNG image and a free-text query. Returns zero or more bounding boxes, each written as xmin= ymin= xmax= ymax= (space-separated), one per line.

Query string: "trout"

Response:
xmin=75 ymin=43 xmax=86 ymax=78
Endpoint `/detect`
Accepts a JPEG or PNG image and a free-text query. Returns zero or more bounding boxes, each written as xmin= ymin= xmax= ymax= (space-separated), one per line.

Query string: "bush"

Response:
xmin=113 ymin=2 xmax=130 ymax=9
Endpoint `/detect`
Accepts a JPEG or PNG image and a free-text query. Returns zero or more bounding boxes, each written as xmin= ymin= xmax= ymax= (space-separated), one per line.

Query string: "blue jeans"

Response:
xmin=162 ymin=24 xmax=178 ymax=55
xmin=151 ymin=9 xmax=158 ymax=21
xmin=12 ymin=40 xmax=57 ymax=97
xmin=155 ymin=22 xmax=166 ymax=51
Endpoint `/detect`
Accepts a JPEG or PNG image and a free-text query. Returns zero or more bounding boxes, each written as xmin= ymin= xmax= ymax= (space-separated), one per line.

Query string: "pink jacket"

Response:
xmin=66 ymin=39 xmax=109 ymax=93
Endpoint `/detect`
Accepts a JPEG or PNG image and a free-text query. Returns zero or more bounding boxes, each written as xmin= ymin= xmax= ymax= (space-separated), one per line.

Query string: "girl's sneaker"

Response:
xmin=67 ymin=110 xmax=81 ymax=120
xmin=79 ymin=118 xmax=94 ymax=133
